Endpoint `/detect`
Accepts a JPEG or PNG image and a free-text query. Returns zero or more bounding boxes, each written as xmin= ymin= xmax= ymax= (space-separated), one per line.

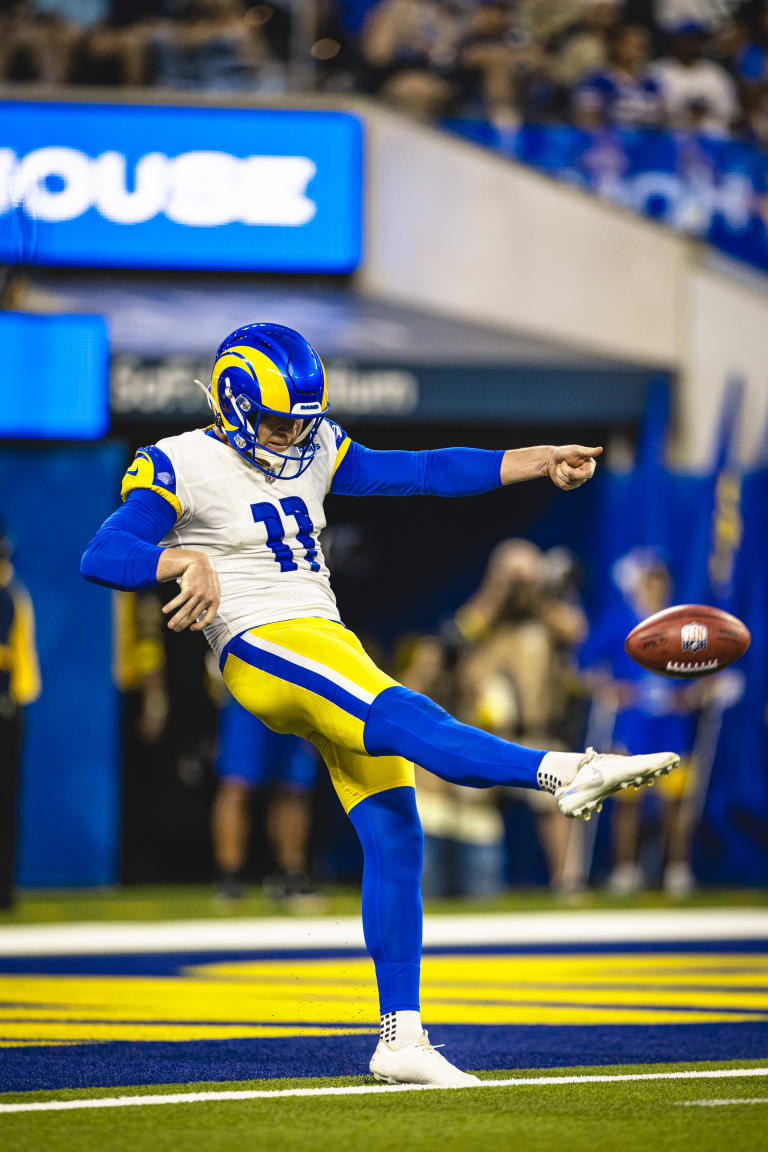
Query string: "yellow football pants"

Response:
xmin=221 ymin=618 xmax=415 ymax=813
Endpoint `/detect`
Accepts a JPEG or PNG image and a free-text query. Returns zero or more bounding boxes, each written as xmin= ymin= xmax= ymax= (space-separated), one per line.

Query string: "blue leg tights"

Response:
xmin=348 ymin=786 xmax=423 ymax=1014
xmin=351 ymin=688 xmax=545 ymax=1015
xmin=364 ymin=684 xmax=546 ymax=788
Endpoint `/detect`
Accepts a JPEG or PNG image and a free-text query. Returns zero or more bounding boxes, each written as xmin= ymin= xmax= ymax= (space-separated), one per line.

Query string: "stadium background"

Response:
xmin=1 ymin=2 xmax=768 ymax=1145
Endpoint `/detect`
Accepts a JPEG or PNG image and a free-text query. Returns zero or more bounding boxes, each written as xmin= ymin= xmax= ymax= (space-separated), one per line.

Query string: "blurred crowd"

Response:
xmin=7 ymin=0 xmax=768 ymax=139
xmin=398 ymin=539 xmax=730 ymax=901
xmin=104 ymin=534 xmax=737 ymax=908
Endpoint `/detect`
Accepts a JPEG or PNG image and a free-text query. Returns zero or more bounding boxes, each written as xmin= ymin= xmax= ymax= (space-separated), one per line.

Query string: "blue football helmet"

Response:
xmin=204 ymin=323 xmax=329 ymax=480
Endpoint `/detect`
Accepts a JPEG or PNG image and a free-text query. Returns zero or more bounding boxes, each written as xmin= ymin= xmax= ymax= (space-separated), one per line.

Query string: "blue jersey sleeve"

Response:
xmin=329 ymin=441 xmax=505 ymax=498
xmin=80 ymin=489 xmax=177 ymax=590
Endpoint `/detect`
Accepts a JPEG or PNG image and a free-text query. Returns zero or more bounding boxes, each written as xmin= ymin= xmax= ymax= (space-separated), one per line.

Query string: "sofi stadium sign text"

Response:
xmin=0 ymin=102 xmax=362 ymax=272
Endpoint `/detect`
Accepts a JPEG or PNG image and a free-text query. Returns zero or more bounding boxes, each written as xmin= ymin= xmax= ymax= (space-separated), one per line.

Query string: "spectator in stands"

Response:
xmin=728 ymin=1 xmax=768 ymax=139
xmin=550 ymin=0 xmax=623 ymax=88
xmin=145 ymin=0 xmax=276 ymax=92
xmin=655 ymin=0 xmax=734 ymax=31
xmin=359 ymin=0 xmax=462 ymax=119
xmin=72 ymin=13 xmax=153 ymax=87
xmin=454 ymin=0 xmax=553 ymax=123
xmin=574 ymin=23 xmax=665 ymax=127
xmin=649 ymin=20 xmax=739 ymax=134
xmin=734 ymin=1 xmax=768 ymax=82
xmin=0 ymin=525 xmax=41 ymax=910
xmin=517 ymin=0 xmax=597 ymax=48
xmin=0 ymin=0 xmax=79 ymax=84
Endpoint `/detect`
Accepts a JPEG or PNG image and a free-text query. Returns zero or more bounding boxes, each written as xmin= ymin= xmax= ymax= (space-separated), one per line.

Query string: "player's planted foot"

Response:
xmin=549 ymin=747 xmax=680 ymax=820
xmin=369 ymin=1031 xmax=480 ymax=1087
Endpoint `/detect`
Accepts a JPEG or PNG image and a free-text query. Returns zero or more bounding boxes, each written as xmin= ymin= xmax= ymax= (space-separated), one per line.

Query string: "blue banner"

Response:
xmin=445 ymin=119 xmax=768 ymax=274
xmin=0 ymin=101 xmax=363 ymax=273
xmin=0 ymin=310 xmax=109 ymax=440
xmin=0 ymin=444 xmax=122 ymax=887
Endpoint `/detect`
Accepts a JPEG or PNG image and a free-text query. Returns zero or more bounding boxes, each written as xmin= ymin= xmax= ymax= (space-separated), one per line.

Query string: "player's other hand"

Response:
xmin=547 ymin=445 xmax=603 ymax=491
xmin=162 ymin=552 xmax=221 ymax=632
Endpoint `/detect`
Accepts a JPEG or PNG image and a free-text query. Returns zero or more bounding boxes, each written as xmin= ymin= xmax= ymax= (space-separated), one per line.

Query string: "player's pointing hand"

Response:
xmin=547 ymin=444 xmax=603 ymax=491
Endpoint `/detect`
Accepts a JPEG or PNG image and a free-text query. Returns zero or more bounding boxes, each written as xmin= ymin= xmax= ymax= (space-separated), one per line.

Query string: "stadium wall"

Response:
xmin=358 ymin=103 xmax=685 ymax=368
xmin=357 ymin=105 xmax=768 ymax=468
xmin=681 ymin=253 xmax=768 ymax=468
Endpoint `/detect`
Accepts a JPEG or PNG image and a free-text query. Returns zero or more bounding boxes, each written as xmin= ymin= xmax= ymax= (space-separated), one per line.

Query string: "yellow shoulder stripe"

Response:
xmin=120 ymin=454 xmax=182 ymax=519
xmin=329 ymin=436 xmax=351 ymax=488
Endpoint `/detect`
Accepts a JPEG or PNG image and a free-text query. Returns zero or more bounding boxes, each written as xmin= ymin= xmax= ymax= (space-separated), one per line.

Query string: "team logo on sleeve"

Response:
xmin=327 ymin=419 xmax=346 ymax=450
xmin=120 ymin=446 xmax=181 ymax=517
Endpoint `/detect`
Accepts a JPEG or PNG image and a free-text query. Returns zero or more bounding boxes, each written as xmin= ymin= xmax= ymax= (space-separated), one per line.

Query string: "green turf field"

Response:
xmin=3 ymin=891 xmax=767 ymax=1149
xmin=2 ymin=1061 xmax=767 ymax=1152
xmin=1 ymin=884 xmax=766 ymax=923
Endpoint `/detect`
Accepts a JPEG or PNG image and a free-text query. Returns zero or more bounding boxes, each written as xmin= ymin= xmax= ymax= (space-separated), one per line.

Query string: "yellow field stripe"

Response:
xmin=3 ymin=952 xmax=768 ymax=1049
xmin=0 ymin=1024 xmax=375 ymax=1045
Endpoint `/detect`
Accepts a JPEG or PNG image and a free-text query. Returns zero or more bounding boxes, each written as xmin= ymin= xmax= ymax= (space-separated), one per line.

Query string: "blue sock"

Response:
xmin=348 ymin=787 xmax=423 ymax=1015
xmin=364 ymin=685 xmax=545 ymax=788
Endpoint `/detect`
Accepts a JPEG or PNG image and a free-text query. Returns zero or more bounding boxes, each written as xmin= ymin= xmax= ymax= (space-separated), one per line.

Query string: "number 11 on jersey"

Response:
xmin=250 ymin=497 xmax=320 ymax=573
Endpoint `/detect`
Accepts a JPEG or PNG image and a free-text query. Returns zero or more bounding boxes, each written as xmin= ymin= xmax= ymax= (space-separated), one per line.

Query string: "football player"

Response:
xmin=81 ymin=323 xmax=679 ymax=1086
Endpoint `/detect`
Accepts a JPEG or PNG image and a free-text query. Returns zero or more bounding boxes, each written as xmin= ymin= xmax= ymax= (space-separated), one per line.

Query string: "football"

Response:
xmin=625 ymin=604 xmax=751 ymax=678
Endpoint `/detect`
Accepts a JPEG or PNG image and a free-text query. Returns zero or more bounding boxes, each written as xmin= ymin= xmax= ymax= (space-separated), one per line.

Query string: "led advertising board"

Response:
xmin=0 ymin=102 xmax=363 ymax=273
xmin=0 ymin=311 xmax=110 ymax=439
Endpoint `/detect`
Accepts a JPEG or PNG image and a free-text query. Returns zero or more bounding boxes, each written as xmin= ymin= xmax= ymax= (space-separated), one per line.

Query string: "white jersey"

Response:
xmin=121 ymin=420 xmax=350 ymax=659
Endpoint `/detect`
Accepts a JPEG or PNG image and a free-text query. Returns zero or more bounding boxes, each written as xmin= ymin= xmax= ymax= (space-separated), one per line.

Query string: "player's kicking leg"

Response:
xmin=363 ymin=685 xmax=680 ymax=821
xmin=222 ymin=622 xmax=680 ymax=1088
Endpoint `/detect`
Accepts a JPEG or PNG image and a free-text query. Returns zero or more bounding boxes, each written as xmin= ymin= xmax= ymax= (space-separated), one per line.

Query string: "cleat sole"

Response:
xmin=558 ymin=753 xmax=681 ymax=820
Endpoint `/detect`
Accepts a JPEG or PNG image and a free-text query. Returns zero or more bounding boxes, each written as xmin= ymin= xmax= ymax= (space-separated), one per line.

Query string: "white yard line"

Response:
xmin=676 ymin=1098 xmax=768 ymax=1107
xmin=2 ymin=1067 xmax=768 ymax=1115
xmin=1 ymin=908 xmax=767 ymax=956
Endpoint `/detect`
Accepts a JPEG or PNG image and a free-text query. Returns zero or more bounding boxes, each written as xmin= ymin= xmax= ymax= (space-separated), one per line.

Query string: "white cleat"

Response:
xmin=556 ymin=747 xmax=680 ymax=820
xmin=369 ymin=1031 xmax=480 ymax=1087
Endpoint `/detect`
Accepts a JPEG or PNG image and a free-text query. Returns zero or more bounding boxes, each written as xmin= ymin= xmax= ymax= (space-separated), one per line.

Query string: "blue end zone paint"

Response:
xmin=1 ymin=939 xmax=767 ymax=976
xmin=2 ymin=1025 xmax=768 ymax=1092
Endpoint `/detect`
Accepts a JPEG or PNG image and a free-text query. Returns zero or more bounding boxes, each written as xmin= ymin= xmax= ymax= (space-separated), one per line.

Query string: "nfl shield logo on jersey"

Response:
xmin=681 ymin=622 xmax=708 ymax=652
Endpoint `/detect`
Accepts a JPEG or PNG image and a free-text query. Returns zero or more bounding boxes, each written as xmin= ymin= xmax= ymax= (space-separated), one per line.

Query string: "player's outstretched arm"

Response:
xmin=328 ymin=431 xmax=602 ymax=499
xmin=500 ymin=444 xmax=603 ymax=490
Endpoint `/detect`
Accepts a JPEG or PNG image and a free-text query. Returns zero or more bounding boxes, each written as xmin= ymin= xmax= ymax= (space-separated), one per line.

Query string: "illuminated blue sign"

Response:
xmin=0 ymin=311 xmax=109 ymax=439
xmin=0 ymin=102 xmax=363 ymax=272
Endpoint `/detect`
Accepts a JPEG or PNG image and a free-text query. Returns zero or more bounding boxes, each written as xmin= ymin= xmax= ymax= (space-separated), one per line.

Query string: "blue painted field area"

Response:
xmin=1 ymin=912 xmax=767 ymax=1093
xmin=2 ymin=1023 xmax=768 ymax=1093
